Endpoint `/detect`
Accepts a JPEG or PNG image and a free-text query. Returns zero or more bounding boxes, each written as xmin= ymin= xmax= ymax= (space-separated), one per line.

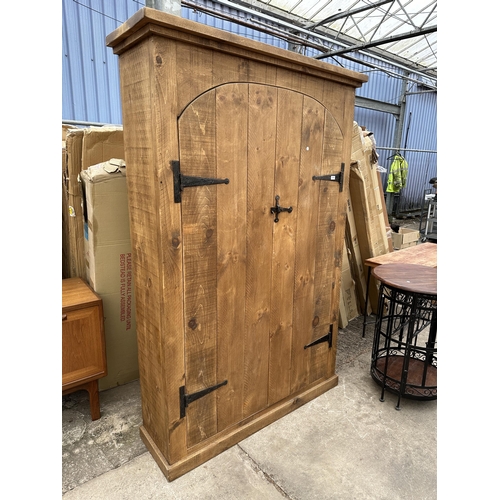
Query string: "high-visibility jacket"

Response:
xmin=386 ymin=154 xmax=408 ymax=193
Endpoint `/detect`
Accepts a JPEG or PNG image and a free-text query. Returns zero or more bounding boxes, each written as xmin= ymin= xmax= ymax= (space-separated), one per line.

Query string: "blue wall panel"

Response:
xmin=62 ymin=0 xmax=436 ymax=211
xmin=62 ymin=0 xmax=140 ymax=124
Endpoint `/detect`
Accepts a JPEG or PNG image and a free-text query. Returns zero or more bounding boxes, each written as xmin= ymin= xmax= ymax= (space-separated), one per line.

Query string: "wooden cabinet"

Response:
xmin=106 ymin=7 xmax=368 ymax=480
xmin=62 ymin=278 xmax=107 ymax=420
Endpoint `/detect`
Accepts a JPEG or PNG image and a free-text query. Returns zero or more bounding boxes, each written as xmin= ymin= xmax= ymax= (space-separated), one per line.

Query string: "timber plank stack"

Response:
xmin=338 ymin=122 xmax=391 ymax=325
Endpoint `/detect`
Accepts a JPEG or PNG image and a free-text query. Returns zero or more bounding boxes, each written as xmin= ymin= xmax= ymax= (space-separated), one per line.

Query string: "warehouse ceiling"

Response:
xmin=185 ymin=0 xmax=437 ymax=84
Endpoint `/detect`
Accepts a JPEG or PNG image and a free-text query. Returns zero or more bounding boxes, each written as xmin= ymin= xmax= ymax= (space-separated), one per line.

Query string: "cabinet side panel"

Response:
xmin=118 ymin=41 xmax=172 ymax=459
xmin=153 ymin=36 xmax=187 ymax=463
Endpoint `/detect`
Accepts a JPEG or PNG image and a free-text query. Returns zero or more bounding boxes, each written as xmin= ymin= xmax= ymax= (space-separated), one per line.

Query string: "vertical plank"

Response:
xmin=243 ymin=84 xmax=276 ymax=417
xmin=118 ymin=40 xmax=173 ymax=461
xmin=268 ymin=88 xmax=302 ymax=405
xmin=176 ymin=43 xmax=213 ymax=112
xmin=289 ymin=96 xmax=324 ymax=393
xmin=152 ymin=36 xmax=186 ymax=463
xmin=216 ymin=83 xmax=248 ymax=430
xmin=310 ymin=110 xmax=345 ymax=382
xmin=178 ymin=91 xmax=219 ymax=448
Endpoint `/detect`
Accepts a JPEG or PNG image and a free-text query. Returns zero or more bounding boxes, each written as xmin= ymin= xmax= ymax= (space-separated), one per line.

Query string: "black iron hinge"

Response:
xmin=312 ymin=163 xmax=345 ymax=192
xmin=171 ymin=160 xmax=229 ymax=203
xmin=304 ymin=324 xmax=333 ymax=350
xmin=179 ymin=380 xmax=228 ymax=418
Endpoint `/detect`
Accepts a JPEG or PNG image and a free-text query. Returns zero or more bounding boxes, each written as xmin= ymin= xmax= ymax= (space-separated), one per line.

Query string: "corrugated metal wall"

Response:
xmin=62 ymin=0 xmax=436 ymax=213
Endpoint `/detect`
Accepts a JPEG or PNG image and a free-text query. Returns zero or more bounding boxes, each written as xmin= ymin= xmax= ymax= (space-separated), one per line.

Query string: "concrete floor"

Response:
xmin=62 ymin=316 xmax=437 ymax=499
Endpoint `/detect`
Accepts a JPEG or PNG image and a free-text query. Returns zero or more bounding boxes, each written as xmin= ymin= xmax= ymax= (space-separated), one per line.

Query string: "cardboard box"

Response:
xmin=391 ymin=228 xmax=420 ymax=250
xmin=62 ymin=126 xmax=124 ymax=279
xmin=80 ymin=159 xmax=139 ymax=390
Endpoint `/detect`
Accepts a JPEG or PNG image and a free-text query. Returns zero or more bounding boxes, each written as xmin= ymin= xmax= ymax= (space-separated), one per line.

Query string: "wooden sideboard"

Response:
xmin=62 ymin=278 xmax=107 ymax=420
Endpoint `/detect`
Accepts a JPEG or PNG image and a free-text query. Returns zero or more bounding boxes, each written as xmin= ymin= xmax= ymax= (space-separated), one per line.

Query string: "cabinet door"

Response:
xmin=178 ymin=83 xmax=344 ymax=448
xmin=62 ymin=306 xmax=106 ymax=388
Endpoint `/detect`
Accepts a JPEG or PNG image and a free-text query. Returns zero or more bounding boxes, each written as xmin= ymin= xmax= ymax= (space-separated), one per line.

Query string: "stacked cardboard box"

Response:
xmin=62 ymin=126 xmax=139 ymax=390
xmin=62 ymin=126 xmax=125 ymax=279
xmin=80 ymin=158 xmax=139 ymax=390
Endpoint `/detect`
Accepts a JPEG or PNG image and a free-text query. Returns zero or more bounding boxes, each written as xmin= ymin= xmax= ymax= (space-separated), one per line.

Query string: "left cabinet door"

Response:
xmin=62 ymin=305 xmax=106 ymax=389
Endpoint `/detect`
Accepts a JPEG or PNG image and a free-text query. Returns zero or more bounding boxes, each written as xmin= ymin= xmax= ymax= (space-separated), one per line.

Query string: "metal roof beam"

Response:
xmin=355 ymin=96 xmax=400 ymax=115
xmin=339 ymin=53 xmax=436 ymax=90
xmin=315 ymin=25 xmax=437 ymax=60
xmin=308 ymin=0 xmax=394 ymax=29
xmin=191 ymin=0 xmax=436 ymax=81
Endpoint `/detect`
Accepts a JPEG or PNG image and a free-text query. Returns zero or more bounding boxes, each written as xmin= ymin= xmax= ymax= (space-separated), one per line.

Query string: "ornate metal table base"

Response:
xmin=370 ymin=264 xmax=437 ymax=410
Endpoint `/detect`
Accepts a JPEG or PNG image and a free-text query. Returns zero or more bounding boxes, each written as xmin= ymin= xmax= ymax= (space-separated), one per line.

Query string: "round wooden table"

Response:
xmin=370 ymin=263 xmax=437 ymax=410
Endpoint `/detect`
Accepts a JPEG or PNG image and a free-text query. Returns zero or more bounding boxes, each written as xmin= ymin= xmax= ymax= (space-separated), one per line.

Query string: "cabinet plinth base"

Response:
xmin=140 ymin=375 xmax=338 ymax=481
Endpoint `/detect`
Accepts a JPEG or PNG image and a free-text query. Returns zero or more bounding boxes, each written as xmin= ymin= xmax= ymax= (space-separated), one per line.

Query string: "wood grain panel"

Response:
xmin=309 ymin=110 xmax=343 ymax=383
xmin=216 ymin=83 xmax=248 ymax=431
xmin=268 ymin=88 xmax=302 ymax=405
xmin=243 ymin=84 xmax=276 ymax=417
xmin=326 ymin=109 xmax=350 ymax=379
xmin=118 ymin=41 xmax=173 ymax=459
xmin=62 ymin=306 xmax=104 ymax=385
xmin=178 ymin=91 xmax=219 ymax=448
xmin=151 ymin=35 xmax=187 ymax=464
xmin=133 ymin=262 xmax=166 ymax=444
xmin=212 ymin=53 xmax=275 ymax=89
xmin=175 ymin=43 xmax=214 ymax=113
xmin=289 ymin=96 xmax=325 ymax=393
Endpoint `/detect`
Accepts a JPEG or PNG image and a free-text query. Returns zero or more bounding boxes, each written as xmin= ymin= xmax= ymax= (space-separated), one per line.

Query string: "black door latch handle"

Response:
xmin=270 ymin=195 xmax=293 ymax=223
